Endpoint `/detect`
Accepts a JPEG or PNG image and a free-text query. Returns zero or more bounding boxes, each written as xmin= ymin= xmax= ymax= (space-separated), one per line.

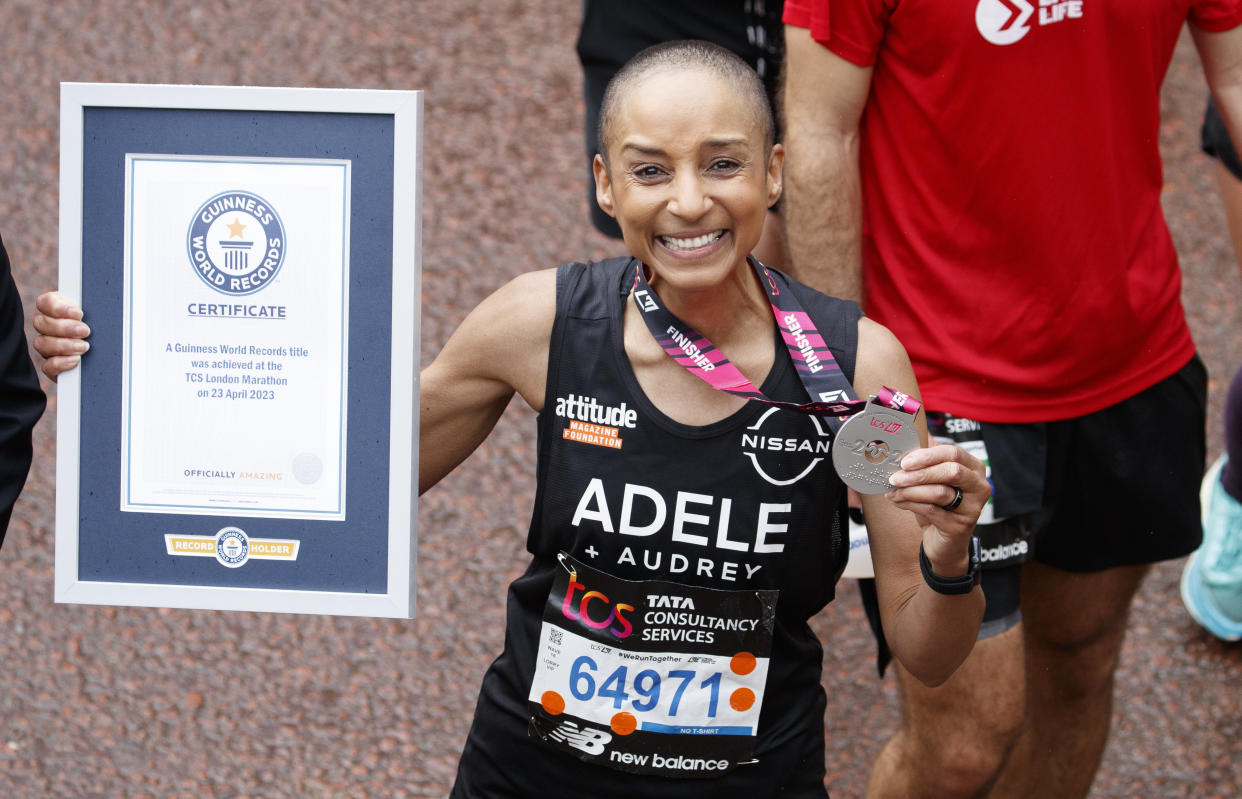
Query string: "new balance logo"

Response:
xmin=548 ymin=720 xmax=612 ymax=755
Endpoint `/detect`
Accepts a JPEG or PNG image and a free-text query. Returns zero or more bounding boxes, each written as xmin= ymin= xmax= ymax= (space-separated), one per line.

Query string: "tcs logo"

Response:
xmin=870 ymin=417 xmax=904 ymax=435
xmin=561 ymin=576 xmax=634 ymax=639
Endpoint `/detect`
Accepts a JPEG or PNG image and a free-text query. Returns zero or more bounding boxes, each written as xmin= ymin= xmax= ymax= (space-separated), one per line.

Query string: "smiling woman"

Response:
xmin=32 ymin=40 xmax=991 ymax=799
xmin=591 ymin=41 xmax=778 ymax=305
xmin=592 ymin=58 xmax=782 ymax=303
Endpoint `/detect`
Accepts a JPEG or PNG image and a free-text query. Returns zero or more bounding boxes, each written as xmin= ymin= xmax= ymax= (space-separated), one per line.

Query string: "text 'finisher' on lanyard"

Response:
xmin=630 ymin=257 xmax=923 ymax=493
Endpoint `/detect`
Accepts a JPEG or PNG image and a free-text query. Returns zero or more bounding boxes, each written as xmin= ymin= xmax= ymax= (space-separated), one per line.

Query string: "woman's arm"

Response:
xmin=419 ymin=268 xmax=556 ymax=494
xmin=851 ymin=317 xmax=989 ymax=686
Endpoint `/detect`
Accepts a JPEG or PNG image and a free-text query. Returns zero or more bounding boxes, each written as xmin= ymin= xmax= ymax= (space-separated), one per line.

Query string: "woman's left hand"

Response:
xmin=884 ymin=443 xmax=990 ymax=539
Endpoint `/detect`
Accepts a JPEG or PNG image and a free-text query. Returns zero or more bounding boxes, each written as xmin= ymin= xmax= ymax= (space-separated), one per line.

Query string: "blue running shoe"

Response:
xmin=1181 ymin=455 xmax=1242 ymax=641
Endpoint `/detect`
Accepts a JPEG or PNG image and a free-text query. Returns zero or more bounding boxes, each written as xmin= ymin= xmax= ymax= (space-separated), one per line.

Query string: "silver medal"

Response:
xmin=831 ymin=399 xmax=922 ymax=495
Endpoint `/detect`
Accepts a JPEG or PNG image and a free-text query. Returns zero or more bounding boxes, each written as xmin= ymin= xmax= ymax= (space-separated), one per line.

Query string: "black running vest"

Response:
xmin=451 ymin=257 xmax=862 ymax=798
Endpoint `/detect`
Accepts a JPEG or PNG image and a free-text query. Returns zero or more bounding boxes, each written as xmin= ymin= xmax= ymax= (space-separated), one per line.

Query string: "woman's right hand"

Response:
xmin=32 ymin=291 xmax=90 ymax=381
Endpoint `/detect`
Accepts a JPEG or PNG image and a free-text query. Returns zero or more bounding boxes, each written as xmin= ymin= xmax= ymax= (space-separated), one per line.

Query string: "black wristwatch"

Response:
xmin=919 ymin=536 xmax=982 ymax=595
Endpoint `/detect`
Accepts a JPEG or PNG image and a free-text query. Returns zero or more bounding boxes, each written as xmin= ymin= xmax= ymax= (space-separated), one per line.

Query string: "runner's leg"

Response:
xmin=1221 ymin=365 xmax=1242 ymax=501
xmin=988 ymin=560 xmax=1149 ymax=799
xmin=865 ymin=624 xmax=1025 ymax=799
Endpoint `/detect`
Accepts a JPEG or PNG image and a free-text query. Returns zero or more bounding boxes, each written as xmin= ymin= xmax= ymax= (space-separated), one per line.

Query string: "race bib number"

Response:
xmin=927 ymin=411 xmax=1004 ymax=525
xmin=528 ymin=554 xmax=778 ymax=778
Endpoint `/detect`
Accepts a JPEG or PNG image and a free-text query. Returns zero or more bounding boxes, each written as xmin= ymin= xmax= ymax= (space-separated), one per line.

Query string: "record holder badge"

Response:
xmin=831 ymin=397 xmax=922 ymax=495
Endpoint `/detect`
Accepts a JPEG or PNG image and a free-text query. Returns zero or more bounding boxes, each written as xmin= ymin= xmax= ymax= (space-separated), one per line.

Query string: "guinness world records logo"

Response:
xmin=187 ymin=190 xmax=286 ymax=295
xmin=215 ymin=526 xmax=251 ymax=568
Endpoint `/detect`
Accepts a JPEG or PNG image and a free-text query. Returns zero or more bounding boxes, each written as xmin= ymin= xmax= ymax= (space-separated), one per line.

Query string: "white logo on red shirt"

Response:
xmin=976 ymin=0 xmax=1034 ymax=44
xmin=976 ymin=0 xmax=1084 ymax=46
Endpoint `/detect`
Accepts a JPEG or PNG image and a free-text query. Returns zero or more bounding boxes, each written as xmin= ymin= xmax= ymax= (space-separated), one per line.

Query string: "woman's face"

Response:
xmin=594 ymin=67 xmax=783 ymax=294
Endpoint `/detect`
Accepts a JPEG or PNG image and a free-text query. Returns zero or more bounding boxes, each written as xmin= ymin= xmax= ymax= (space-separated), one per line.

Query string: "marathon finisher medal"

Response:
xmin=831 ymin=397 xmax=922 ymax=495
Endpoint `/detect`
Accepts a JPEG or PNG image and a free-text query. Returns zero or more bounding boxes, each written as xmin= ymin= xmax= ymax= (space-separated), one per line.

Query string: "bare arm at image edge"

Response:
xmin=780 ymin=25 xmax=873 ymax=301
xmin=1195 ymin=23 xmax=1242 ymax=153
xmin=1195 ymin=22 xmax=1242 ymax=278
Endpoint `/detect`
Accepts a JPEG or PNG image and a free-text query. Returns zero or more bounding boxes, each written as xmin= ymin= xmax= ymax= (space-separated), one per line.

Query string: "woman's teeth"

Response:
xmin=660 ymin=231 xmax=723 ymax=251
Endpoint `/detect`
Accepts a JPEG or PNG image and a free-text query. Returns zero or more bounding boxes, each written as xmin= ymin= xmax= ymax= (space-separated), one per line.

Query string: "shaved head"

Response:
xmin=597 ymin=40 xmax=775 ymax=166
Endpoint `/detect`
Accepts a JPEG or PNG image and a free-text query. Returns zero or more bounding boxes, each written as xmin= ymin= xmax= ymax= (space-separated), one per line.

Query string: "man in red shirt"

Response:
xmin=782 ymin=1 xmax=1242 ymax=797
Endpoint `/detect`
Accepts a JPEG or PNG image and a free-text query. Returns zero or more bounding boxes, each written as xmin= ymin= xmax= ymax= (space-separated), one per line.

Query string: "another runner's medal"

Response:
xmin=831 ymin=397 xmax=922 ymax=494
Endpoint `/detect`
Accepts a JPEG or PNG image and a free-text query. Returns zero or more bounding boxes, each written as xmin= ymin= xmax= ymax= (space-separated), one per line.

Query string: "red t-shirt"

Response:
xmin=785 ymin=0 xmax=1242 ymax=422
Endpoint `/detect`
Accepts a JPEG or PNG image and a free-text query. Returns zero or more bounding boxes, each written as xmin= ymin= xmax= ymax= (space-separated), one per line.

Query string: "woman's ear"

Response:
xmin=593 ymin=153 xmax=617 ymax=218
xmin=767 ymin=143 xmax=785 ymax=208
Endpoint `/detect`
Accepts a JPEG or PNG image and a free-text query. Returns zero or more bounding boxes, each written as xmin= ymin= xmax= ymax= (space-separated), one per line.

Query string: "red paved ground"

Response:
xmin=1 ymin=2 xmax=1239 ymax=797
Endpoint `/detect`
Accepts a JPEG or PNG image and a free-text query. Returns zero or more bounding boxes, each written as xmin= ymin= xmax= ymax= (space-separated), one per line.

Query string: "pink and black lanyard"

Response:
xmin=630 ymin=257 xmax=920 ymax=433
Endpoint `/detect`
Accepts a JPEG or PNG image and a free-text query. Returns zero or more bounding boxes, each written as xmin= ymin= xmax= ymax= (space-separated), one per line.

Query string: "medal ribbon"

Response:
xmin=630 ymin=257 xmax=920 ymax=431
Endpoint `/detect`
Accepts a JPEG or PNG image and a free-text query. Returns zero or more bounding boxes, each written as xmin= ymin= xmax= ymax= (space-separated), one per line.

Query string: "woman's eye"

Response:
xmin=633 ymin=165 xmax=664 ymax=180
xmin=710 ymin=159 xmax=740 ymax=172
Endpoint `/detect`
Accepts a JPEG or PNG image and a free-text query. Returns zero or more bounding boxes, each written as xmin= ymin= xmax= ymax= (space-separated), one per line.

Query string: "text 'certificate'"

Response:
xmin=122 ymin=155 xmax=350 ymax=520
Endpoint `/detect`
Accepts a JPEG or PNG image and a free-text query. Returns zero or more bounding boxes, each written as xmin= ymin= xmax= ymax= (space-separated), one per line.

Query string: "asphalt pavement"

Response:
xmin=0 ymin=2 xmax=1239 ymax=797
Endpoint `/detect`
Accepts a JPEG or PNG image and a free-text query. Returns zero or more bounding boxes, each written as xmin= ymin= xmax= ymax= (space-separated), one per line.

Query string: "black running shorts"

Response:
xmin=859 ymin=355 xmax=1206 ymax=673
xmin=1031 ymin=354 xmax=1207 ymax=571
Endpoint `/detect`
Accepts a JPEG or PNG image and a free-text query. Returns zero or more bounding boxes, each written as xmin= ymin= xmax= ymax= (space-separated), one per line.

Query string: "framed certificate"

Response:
xmin=55 ymin=83 xmax=421 ymax=617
